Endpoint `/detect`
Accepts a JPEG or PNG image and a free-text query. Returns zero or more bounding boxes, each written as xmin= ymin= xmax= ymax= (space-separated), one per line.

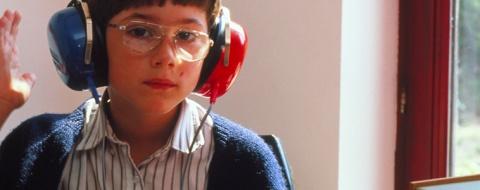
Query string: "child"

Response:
xmin=0 ymin=0 xmax=286 ymax=189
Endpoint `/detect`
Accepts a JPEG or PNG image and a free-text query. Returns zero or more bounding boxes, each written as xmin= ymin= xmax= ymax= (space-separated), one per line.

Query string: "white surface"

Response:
xmin=339 ymin=0 xmax=398 ymax=190
xmin=206 ymin=1 xmax=342 ymax=189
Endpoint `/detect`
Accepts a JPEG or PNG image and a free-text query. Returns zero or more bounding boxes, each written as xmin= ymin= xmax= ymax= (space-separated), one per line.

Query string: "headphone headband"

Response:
xmin=79 ymin=1 xmax=94 ymax=66
xmin=222 ymin=7 xmax=231 ymax=67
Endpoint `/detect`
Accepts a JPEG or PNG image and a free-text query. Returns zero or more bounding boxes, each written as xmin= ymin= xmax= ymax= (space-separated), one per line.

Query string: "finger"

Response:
xmin=3 ymin=10 xmax=13 ymax=21
xmin=0 ymin=11 xmax=8 ymax=34
xmin=11 ymin=11 xmax=21 ymax=40
xmin=0 ymin=10 xmax=13 ymax=81
xmin=0 ymin=40 xmax=11 ymax=81
xmin=0 ymin=9 xmax=9 ymax=22
xmin=1 ymin=10 xmax=9 ymax=18
xmin=2 ymin=10 xmax=13 ymax=34
xmin=2 ymin=36 xmax=17 ymax=71
xmin=0 ymin=10 xmax=13 ymax=45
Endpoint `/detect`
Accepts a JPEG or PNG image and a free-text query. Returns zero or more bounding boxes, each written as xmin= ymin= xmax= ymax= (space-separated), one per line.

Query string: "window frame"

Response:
xmin=395 ymin=0 xmax=451 ymax=189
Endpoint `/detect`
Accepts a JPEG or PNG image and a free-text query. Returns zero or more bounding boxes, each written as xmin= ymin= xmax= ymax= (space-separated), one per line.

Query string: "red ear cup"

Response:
xmin=195 ymin=21 xmax=248 ymax=103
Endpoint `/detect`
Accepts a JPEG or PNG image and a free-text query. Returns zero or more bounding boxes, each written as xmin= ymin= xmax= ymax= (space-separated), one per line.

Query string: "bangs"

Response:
xmin=109 ymin=0 xmax=210 ymax=11
xmin=88 ymin=0 xmax=218 ymax=31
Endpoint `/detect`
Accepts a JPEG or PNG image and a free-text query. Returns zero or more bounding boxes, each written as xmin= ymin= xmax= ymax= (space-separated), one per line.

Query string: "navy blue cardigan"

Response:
xmin=0 ymin=103 xmax=286 ymax=189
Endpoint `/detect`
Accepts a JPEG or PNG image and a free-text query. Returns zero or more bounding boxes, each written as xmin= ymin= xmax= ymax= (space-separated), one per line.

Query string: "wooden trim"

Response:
xmin=410 ymin=174 xmax=480 ymax=189
xmin=395 ymin=0 xmax=451 ymax=189
xmin=431 ymin=0 xmax=451 ymax=178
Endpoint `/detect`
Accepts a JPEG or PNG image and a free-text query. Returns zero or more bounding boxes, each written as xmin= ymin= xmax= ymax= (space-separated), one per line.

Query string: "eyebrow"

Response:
xmin=123 ymin=13 xmax=206 ymax=28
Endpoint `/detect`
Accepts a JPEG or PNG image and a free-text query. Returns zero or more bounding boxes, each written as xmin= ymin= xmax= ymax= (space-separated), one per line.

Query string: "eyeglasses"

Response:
xmin=108 ymin=20 xmax=214 ymax=62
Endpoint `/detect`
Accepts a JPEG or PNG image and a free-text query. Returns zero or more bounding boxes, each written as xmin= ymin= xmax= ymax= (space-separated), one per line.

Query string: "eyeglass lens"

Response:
xmin=121 ymin=21 xmax=212 ymax=62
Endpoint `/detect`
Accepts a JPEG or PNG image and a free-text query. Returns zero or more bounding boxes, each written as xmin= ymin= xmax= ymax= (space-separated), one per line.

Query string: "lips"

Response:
xmin=143 ymin=79 xmax=177 ymax=89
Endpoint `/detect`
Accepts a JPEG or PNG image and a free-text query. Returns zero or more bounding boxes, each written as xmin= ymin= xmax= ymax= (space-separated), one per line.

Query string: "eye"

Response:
xmin=176 ymin=30 xmax=198 ymax=42
xmin=125 ymin=26 xmax=154 ymax=39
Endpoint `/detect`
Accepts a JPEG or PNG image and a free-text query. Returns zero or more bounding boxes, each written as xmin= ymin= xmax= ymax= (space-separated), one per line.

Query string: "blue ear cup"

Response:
xmin=48 ymin=1 xmax=108 ymax=103
xmin=48 ymin=7 xmax=93 ymax=91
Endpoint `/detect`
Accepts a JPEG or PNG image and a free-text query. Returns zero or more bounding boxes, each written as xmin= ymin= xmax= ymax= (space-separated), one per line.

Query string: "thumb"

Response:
xmin=9 ymin=72 xmax=36 ymax=108
xmin=20 ymin=72 xmax=36 ymax=88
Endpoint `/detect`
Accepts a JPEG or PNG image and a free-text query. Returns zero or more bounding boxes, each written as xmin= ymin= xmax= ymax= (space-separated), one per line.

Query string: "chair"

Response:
xmin=260 ymin=135 xmax=294 ymax=190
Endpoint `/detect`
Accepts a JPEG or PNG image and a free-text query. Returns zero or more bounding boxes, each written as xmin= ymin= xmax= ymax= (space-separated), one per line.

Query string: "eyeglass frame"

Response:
xmin=107 ymin=20 xmax=214 ymax=62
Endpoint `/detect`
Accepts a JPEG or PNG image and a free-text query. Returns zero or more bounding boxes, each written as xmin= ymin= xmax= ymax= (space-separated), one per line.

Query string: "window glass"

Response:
xmin=451 ymin=0 xmax=480 ymax=177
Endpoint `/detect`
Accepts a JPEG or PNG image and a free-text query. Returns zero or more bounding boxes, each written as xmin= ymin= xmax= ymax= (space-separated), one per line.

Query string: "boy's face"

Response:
xmin=106 ymin=2 xmax=208 ymax=114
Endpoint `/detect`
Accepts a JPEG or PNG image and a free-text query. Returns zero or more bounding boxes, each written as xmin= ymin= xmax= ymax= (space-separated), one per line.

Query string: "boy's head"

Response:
xmin=87 ymin=0 xmax=221 ymax=36
xmin=99 ymin=0 xmax=218 ymax=114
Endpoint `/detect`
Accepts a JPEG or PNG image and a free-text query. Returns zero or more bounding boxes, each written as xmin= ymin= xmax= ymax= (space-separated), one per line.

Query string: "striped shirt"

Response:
xmin=58 ymin=98 xmax=215 ymax=190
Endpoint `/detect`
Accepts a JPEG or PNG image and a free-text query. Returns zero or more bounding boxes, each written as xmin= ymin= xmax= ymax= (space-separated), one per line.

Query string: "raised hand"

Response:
xmin=0 ymin=10 xmax=36 ymax=127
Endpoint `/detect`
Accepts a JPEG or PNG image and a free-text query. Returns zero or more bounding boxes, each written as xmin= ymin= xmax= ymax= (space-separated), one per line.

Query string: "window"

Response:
xmin=397 ymin=0 xmax=480 ymax=188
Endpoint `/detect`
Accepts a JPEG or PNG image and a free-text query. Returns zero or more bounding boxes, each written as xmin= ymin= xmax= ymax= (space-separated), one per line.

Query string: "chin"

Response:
xmin=136 ymin=98 xmax=180 ymax=114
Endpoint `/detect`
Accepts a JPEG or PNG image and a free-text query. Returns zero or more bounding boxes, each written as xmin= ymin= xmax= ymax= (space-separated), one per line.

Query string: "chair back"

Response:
xmin=260 ymin=135 xmax=294 ymax=190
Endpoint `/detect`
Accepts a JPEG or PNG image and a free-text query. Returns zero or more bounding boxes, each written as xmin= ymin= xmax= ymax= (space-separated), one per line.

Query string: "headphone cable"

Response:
xmin=179 ymin=103 xmax=213 ymax=190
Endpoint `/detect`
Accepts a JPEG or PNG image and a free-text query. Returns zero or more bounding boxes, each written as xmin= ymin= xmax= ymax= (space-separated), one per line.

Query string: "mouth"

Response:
xmin=143 ymin=79 xmax=177 ymax=89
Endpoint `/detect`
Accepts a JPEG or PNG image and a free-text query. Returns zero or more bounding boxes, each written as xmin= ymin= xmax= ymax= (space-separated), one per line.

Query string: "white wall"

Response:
xmin=208 ymin=1 xmax=342 ymax=189
xmin=0 ymin=0 xmax=398 ymax=189
xmin=339 ymin=0 xmax=398 ymax=190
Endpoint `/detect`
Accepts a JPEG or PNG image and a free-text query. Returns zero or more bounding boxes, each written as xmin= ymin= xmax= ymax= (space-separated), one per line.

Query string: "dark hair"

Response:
xmin=86 ymin=0 xmax=221 ymax=34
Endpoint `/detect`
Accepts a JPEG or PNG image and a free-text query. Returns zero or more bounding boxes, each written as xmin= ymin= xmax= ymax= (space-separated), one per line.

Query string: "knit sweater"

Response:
xmin=0 ymin=103 xmax=286 ymax=190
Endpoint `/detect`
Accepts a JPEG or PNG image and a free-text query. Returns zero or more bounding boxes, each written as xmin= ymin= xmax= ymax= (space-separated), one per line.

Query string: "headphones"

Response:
xmin=47 ymin=0 xmax=248 ymax=104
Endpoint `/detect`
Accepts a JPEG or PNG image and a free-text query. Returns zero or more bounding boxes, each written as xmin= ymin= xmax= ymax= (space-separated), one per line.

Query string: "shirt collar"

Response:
xmin=75 ymin=97 xmax=212 ymax=154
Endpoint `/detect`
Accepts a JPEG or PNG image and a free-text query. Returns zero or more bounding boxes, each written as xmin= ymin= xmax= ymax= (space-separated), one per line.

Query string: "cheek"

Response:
xmin=106 ymin=31 xmax=122 ymax=57
xmin=106 ymin=33 xmax=124 ymax=71
xmin=106 ymin=32 xmax=143 ymax=78
xmin=179 ymin=62 xmax=203 ymax=84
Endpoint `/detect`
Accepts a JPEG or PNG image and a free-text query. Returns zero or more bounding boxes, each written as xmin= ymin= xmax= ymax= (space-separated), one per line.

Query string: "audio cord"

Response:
xmin=179 ymin=103 xmax=213 ymax=190
xmin=101 ymin=132 xmax=107 ymax=190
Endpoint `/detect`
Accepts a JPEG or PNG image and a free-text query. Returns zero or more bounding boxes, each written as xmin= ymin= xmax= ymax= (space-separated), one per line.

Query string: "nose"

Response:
xmin=150 ymin=38 xmax=179 ymax=67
